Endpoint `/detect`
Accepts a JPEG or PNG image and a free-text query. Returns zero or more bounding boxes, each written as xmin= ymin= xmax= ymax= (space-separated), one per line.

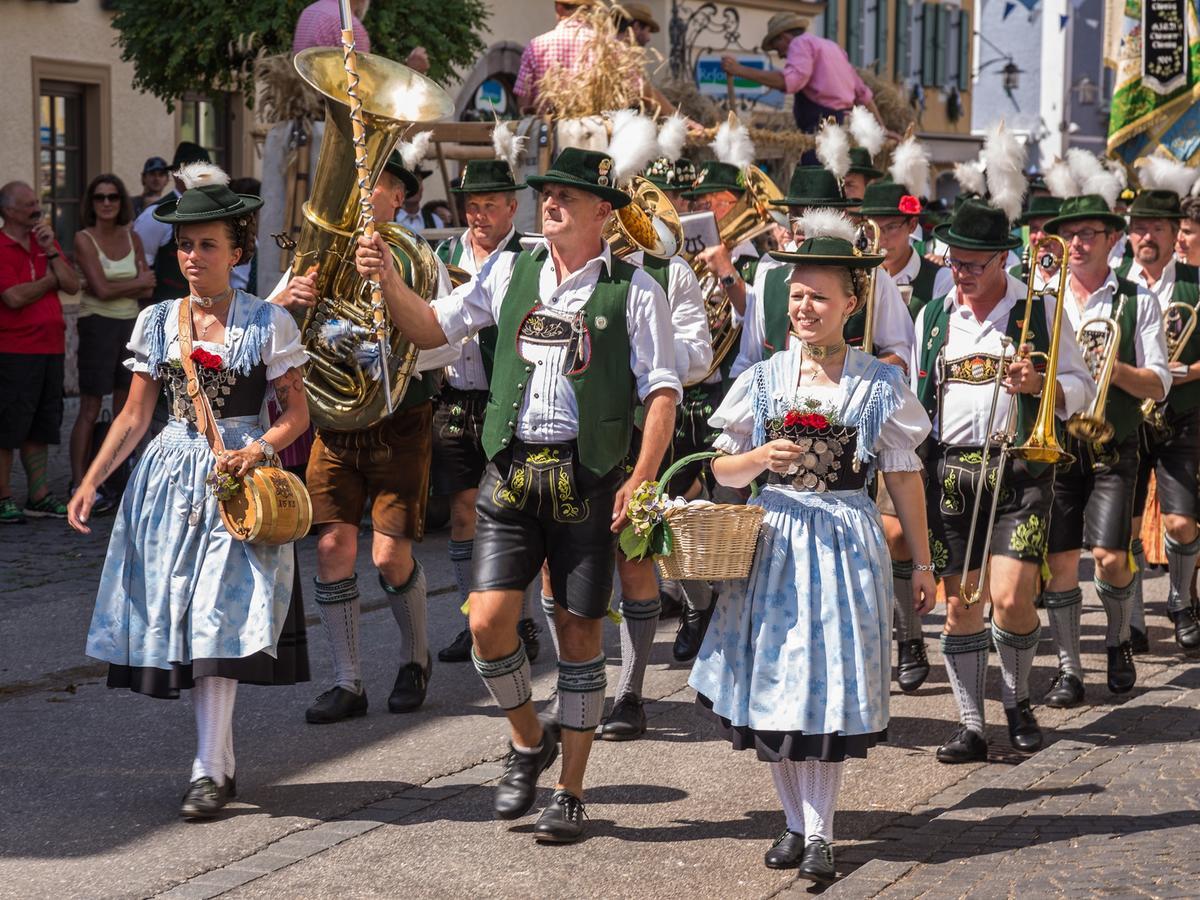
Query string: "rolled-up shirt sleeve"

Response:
xmin=782 ymin=36 xmax=815 ymax=95
xmin=431 ymin=251 xmax=513 ymax=348
xmin=730 ymin=258 xmax=781 ymax=379
xmin=666 ymin=256 xmax=713 ymax=385
xmin=628 ymin=269 xmax=683 ymax=402
xmin=1134 ymin=288 xmax=1172 ymax=398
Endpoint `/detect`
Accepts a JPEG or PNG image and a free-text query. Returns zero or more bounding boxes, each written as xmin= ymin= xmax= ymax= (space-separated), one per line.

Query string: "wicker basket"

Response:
xmin=652 ymin=452 xmax=764 ymax=581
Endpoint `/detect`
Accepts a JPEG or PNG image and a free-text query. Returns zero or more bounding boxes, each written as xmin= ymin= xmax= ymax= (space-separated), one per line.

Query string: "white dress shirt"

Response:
xmin=394 ymin=208 xmax=445 ymax=234
xmin=1127 ymin=255 xmax=1178 ymax=313
xmin=1109 ymin=234 xmax=1130 ymax=271
xmin=627 ymin=250 xmax=712 ymax=386
xmin=891 ymin=246 xmax=955 ymax=302
xmin=133 ymin=191 xmax=178 ymax=265
xmin=433 ymin=242 xmax=682 ymax=442
xmin=910 ymin=272 xmax=1096 ymax=446
xmin=441 ymin=226 xmax=519 ymax=390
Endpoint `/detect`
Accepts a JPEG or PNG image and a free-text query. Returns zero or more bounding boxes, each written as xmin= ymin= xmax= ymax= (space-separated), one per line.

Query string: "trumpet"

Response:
xmin=1066 ymin=295 xmax=1128 ymax=444
xmin=604 ymin=176 xmax=684 ymax=260
xmin=960 ymin=235 xmax=1073 ymax=607
xmin=857 ymin=219 xmax=880 ymax=353
xmin=1141 ymin=301 xmax=1198 ymax=429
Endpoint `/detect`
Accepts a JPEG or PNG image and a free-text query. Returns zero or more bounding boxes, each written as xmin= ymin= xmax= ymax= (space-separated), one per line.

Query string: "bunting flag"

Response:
xmin=1107 ymin=0 xmax=1200 ymax=165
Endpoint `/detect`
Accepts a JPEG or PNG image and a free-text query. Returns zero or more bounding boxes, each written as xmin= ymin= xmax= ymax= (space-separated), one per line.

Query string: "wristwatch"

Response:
xmin=255 ymin=437 xmax=276 ymax=461
xmin=720 ymin=272 xmax=738 ymax=288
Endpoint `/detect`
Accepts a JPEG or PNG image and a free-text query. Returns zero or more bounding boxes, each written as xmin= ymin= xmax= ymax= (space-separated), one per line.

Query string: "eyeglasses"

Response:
xmin=942 ymin=251 xmax=1001 ymax=276
xmin=1057 ymin=227 xmax=1109 ymax=243
xmin=93 ymin=192 xmax=121 ymax=203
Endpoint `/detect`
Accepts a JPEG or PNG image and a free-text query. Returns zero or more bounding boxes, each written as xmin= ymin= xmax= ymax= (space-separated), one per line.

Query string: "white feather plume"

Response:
xmin=981 ymin=123 xmax=1027 ymax=223
xmin=815 ymin=119 xmax=851 ymax=183
xmin=1137 ymin=155 xmax=1197 ymax=197
xmin=796 ymin=209 xmax=857 ymax=243
xmin=888 ymin=137 xmax=931 ymax=198
xmin=399 ymin=130 xmax=433 ymax=171
xmin=656 ymin=111 xmax=688 ymax=163
xmin=848 ymin=106 xmax=886 ymax=158
xmin=608 ymin=110 xmax=660 ymax=182
xmin=491 ymin=120 xmax=527 ymax=172
xmin=710 ymin=115 xmax=755 ymax=170
xmin=175 ymin=162 xmax=230 ymax=190
xmin=1064 ymin=148 xmax=1121 ymax=207
xmin=954 ymin=160 xmax=986 ymax=197
xmin=1103 ymin=157 xmax=1129 ymax=191
xmin=1044 ymin=159 xmax=1077 ymax=199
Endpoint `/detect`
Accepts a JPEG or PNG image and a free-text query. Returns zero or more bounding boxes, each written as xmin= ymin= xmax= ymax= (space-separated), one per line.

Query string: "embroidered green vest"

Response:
xmin=1101 ymin=277 xmax=1142 ymax=442
xmin=482 ymin=249 xmax=636 ymax=475
xmin=1165 ymin=263 xmax=1200 ymax=413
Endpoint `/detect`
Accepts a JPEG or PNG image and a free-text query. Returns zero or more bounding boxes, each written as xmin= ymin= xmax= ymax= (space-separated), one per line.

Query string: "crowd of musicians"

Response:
xmin=61 ymin=19 xmax=1200 ymax=891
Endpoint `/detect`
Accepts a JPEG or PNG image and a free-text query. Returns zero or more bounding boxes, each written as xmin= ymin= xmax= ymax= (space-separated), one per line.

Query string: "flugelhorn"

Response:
xmin=604 ymin=177 xmax=684 ymax=260
xmin=1142 ymin=301 xmax=1197 ymax=429
xmin=1066 ymin=294 xmax=1128 ymax=444
xmin=857 ymin=219 xmax=881 ymax=353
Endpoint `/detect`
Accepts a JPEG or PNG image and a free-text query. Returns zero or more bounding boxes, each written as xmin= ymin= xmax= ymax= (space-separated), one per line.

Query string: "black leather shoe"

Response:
xmin=936 ymin=725 xmax=988 ymax=764
xmin=180 ymin=777 xmax=232 ymax=820
xmin=305 ymin=685 xmax=368 ymax=724
xmin=1130 ymin=626 xmax=1150 ymax=655
xmin=533 ymin=789 xmax=587 ymax=843
xmin=1043 ymin=669 xmax=1085 ymax=708
xmin=494 ymin=735 xmax=558 ymax=820
xmin=1169 ymin=605 xmax=1200 ymax=651
xmin=896 ymin=639 xmax=930 ymax=692
xmin=659 ymin=585 xmax=685 ymax=619
xmin=438 ymin=627 xmax=473 ymax=663
xmin=598 ymin=693 xmax=646 ymax=741
xmin=797 ymin=837 xmax=836 ymax=885
xmin=672 ymin=603 xmax=713 ymax=662
xmin=1004 ymin=699 xmax=1043 ymax=753
xmin=388 ymin=656 xmax=431 ymax=713
xmin=763 ymin=831 xmax=805 ymax=869
xmin=518 ymin=617 xmax=541 ymax=664
xmin=1107 ymin=642 xmax=1137 ymax=694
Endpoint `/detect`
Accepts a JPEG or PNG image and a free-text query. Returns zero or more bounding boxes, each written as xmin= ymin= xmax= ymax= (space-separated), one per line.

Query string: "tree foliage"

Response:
xmin=109 ymin=0 xmax=490 ymax=108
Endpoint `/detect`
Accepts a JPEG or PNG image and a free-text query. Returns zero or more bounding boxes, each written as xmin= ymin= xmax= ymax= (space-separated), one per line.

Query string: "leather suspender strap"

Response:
xmin=176 ymin=298 xmax=227 ymax=455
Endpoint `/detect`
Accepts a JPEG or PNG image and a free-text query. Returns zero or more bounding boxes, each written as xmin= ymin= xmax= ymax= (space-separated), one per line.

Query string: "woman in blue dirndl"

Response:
xmin=689 ymin=215 xmax=937 ymax=883
xmin=68 ymin=166 xmax=311 ymax=820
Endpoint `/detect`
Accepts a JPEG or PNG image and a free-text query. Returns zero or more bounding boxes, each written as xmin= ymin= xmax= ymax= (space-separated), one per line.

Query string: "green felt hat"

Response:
xmin=451 ymin=159 xmax=525 ymax=193
xmin=769 ymin=235 xmax=885 ymax=268
xmin=932 ymin=197 xmax=1023 ymax=251
xmin=1016 ymin=194 xmax=1062 ymax=226
xmin=644 ymin=156 xmax=697 ymax=191
xmin=1044 ymin=194 xmax=1127 ymax=234
xmin=856 ymin=178 xmax=924 ymax=217
xmin=847 ymin=147 xmax=883 ymax=179
xmin=383 ymin=150 xmax=422 ymax=196
xmin=525 ymin=147 xmax=631 ymax=207
xmin=1126 ymin=188 xmax=1186 ymax=220
xmin=770 ymin=165 xmax=852 ymax=208
xmin=153 ymin=183 xmax=263 ymax=224
xmin=680 ymin=161 xmax=745 ymax=198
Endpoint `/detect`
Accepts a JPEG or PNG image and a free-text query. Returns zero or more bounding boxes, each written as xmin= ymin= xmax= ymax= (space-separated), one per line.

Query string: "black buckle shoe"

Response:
xmin=1043 ymin=669 xmax=1085 ymax=708
xmin=896 ymin=638 xmax=930 ymax=692
xmin=494 ymin=735 xmax=558 ymax=820
xmin=305 ymin=685 xmax=368 ymax=724
xmin=1106 ymin=641 xmax=1137 ymax=694
xmin=533 ymin=789 xmax=587 ymax=843
xmin=389 ymin=656 xmax=431 ymax=713
xmin=936 ymin=725 xmax=988 ymax=764
xmin=1004 ymin=699 xmax=1043 ymax=753
xmin=764 ymin=830 xmax=805 ymax=869
xmin=598 ymin=693 xmax=646 ymax=741
xmin=518 ymin=617 xmax=541 ymax=664
xmin=180 ymin=776 xmax=232 ymax=820
xmin=798 ymin=837 xmax=836 ymax=885
xmin=672 ymin=603 xmax=713 ymax=662
xmin=437 ymin=627 xmax=473 ymax=663
xmin=1169 ymin=605 xmax=1200 ymax=652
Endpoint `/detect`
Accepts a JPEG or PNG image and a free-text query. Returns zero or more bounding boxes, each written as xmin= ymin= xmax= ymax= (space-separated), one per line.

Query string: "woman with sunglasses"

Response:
xmin=69 ymin=175 xmax=156 ymax=510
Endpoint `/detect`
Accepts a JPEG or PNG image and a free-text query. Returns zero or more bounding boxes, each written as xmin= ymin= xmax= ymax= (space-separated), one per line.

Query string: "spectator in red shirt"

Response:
xmin=0 ymin=181 xmax=81 ymax=524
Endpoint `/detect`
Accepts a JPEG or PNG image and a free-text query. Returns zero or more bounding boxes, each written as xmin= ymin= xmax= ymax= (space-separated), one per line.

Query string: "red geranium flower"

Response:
xmin=190 ymin=348 xmax=223 ymax=370
xmin=800 ymin=413 xmax=829 ymax=429
xmin=783 ymin=409 xmax=804 ymax=427
xmin=898 ymin=195 xmax=922 ymax=215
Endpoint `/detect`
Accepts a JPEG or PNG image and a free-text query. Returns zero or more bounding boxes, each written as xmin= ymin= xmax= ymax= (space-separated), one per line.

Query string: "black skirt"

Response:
xmin=105 ymin=546 xmax=311 ymax=700
xmin=696 ymin=694 xmax=887 ymax=763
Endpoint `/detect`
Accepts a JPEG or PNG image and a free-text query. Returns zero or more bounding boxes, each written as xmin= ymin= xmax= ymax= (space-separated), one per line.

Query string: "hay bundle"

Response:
xmin=255 ymin=53 xmax=325 ymax=126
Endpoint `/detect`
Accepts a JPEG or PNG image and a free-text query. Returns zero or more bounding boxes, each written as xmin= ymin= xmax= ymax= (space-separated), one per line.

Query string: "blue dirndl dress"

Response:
xmin=84 ymin=293 xmax=311 ymax=698
xmin=688 ymin=348 xmax=931 ymax=761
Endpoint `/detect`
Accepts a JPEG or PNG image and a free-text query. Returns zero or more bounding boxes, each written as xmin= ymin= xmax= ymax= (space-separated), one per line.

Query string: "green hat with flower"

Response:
xmin=856 ymin=178 xmax=925 ymax=218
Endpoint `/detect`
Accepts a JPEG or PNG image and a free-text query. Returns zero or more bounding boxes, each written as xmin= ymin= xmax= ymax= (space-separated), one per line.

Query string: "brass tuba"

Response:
xmin=604 ymin=176 xmax=684 ymax=259
xmin=287 ymin=48 xmax=453 ymax=432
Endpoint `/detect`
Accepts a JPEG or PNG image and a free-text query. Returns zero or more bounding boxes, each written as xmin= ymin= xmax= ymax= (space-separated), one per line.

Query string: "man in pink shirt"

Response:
xmin=514 ymin=0 xmax=597 ymax=113
xmin=292 ymin=0 xmax=430 ymax=73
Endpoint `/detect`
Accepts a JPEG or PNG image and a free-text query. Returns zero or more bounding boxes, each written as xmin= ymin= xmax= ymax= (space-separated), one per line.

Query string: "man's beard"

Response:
xmin=1137 ymin=243 xmax=1163 ymax=264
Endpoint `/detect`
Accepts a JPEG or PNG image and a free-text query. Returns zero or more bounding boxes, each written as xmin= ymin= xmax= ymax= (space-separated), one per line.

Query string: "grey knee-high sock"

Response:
xmin=558 ymin=653 xmax=607 ymax=731
xmin=892 ymin=560 xmax=921 ymax=642
xmin=381 ymin=561 xmax=429 ymax=669
xmin=541 ymin=593 xmax=562 ymax=719
xmin=1163 ymin=533 xmax=1200 ymax=614
xmin=447 ymin=539 xmax=473 ymax=610
xmin=941 ymin=631 xmax=990 ymax=734
xmin=1130 ymin=537 xmax=1147 ymax=632
xmin=314 ymin=575 xmax=362 ymax=693
xmin=1043 ymin=588 xmax=1083 ymax=678
xmin=614 ymin=596 xmax=661 ymax=700
xmin=472 ymin=644 xmax=532 ymax=711
xmin=991 ymin=622 xmax=1040 ymax=708
xmin=1095 ymin=576 xmax=1135 ymax=647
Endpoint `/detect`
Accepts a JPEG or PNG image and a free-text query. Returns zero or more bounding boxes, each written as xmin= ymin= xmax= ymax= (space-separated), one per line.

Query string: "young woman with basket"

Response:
xmin=68 ymin=164 xmax=311 ymax=820
xmin=687 ymin=211 xmax=936 ymax=883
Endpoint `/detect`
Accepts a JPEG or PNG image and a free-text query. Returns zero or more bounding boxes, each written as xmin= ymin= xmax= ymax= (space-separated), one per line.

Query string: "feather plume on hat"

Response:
xmin=888 ymin=137 xmax=931 ymax=198
xmin=1062 ymin=148 xmax=1121 ymax=207
xmin=491 ymin=120 xmax=527 ymax=172
xmin=848 ymin=106 xmax=886 ymax=158
xmin=1136 ymin=155 xmax=1197 ymax=198
xmin=815 ymin=118 xmax=851 ymax=183
xmin=656 ymin=111 xmax=688 ymax=163
xmin=710 ymin=114 xmax=755 ymax=170
xmin=795 ymin=209 xmax=858 ymax=244
xmin=981 ymin=122 xmax=1027 ymax=223
xmin=1044 ymin=157 xmax=1078 ymax=200
xmin=1103 ymin=157 xmax=1129 ymax=192
xmin=399 ymin=130 xmax=433 ymax=171
xmin=176 ymin=162 xmax=230 ymax=190
xmin=607 ymin=109 xmax=660 ymax=182
xmin=953 ymin=160 xmax=986 ymax=198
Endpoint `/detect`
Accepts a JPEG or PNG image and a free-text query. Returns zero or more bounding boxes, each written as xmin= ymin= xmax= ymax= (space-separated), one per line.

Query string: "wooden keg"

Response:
xmin=219 ymin=466 xmax=312 ymax=545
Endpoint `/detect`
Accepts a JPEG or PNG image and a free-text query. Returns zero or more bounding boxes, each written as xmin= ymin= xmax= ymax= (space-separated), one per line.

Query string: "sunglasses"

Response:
xmin=93 ymin=192 xmax=121 ymax=203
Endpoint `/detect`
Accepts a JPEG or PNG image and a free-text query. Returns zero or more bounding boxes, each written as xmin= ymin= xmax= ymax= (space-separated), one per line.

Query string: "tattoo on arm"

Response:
xmin=97 ymin=426 xmax=133 ymax=481
xmin=273 ymin=368 xmax=304 ymax=411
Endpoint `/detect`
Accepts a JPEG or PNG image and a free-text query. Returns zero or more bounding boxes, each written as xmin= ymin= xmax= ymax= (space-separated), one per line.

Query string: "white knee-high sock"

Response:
xmin=614 ymin=595 xmax=661 ymax=700
xmin=770 ymin=761 xmax=805 ymax=834
xmin=192 ymin=676 xmax=237 ymax=785
xmin=799 ymin=760 xmax=843 ymax=841
xmin=382 ymin=561 xmax=429 ymax=669
xmin=314 ymin=575 xmax=362 ymax=693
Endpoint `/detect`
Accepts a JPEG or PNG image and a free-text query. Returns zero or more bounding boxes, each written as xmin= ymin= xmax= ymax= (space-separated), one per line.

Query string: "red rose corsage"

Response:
xmin=898 ymin=195 xmax=922 ymax=215
xmin=190 ymin=347 xmax=223 ymax=370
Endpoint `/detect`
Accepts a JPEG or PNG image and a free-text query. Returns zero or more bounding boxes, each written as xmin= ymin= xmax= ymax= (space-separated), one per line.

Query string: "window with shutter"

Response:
xmin=958 ymin=9 xmax=972 ymax=91
xmin=824 ymin=0 xmax=840 ymax=42
xmin=875 ymin=0 xmax=890 ymax=75
xmin=921 ymin=3 xmax=938 ymax=85
xmin=847 ymin=0 xmax=864 ymax=66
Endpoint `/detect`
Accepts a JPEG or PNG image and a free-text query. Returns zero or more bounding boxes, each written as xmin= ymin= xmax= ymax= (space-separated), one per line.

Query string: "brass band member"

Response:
xmin=1010 ymin=195 xmax=1064 ymax=291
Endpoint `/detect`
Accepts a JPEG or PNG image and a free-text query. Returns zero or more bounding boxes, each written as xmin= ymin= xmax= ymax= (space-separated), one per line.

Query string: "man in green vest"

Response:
xmin=1122 ymin=181 xmax=1200 ymax=653
xmin=913 ymin=197 xmax=1095 ymax=764
xmin=356 ymin=147 xmax=681 ymax=843
xmin=1039 ymin=193 xmax=1170 ymax=708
